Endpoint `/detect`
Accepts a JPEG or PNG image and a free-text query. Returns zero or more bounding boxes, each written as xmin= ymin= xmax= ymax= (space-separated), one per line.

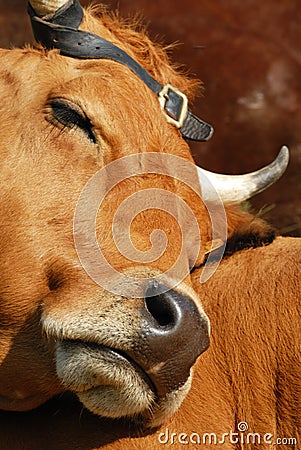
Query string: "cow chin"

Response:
xmin=56 ymin=340 xmax=191 ymax=427
xmin=78 ymin=379 xmax=192 ymax=428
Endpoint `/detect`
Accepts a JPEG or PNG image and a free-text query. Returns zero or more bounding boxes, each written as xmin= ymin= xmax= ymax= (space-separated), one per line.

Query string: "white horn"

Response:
xmin=29 ymin=0 xmax=69 ymax=15
xmin=197 ymin=146 xmax=289 ymax=203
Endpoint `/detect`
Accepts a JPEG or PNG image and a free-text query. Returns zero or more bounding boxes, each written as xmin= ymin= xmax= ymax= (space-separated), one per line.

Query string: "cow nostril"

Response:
xmin=137 ymin=281 xmax=210 ymax=397
xmin=145 ymin=293 xmax=177 ymax=327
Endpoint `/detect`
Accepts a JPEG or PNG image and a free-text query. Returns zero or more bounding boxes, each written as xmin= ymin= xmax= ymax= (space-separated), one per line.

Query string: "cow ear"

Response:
xmin=224 ymin=204 xmax=276 ymax=256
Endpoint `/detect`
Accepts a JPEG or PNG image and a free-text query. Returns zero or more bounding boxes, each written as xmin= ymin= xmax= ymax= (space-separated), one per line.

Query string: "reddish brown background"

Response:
xmin=1 ymin=0 xmax=300 ymax=236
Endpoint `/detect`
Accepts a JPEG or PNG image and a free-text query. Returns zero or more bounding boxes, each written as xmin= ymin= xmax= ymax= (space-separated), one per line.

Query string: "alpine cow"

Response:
xmin=0 ymin=0 xmax=299 ymax=448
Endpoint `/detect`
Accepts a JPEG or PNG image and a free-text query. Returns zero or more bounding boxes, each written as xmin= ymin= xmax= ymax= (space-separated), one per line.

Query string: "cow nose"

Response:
xmin=129 ymin=281 xmax=210 ymax=397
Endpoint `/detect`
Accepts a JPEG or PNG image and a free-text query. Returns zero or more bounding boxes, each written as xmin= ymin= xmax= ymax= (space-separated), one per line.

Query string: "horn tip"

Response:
xmin=279 ymin=145 xmax=289 ymax=160
xmin=278 ymin=145 xmax=290 ymax=171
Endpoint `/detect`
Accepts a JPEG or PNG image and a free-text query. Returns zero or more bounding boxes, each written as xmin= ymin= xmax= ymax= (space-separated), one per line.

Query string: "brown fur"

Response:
xmin=0 ymin=237 xmax=299 ymax=449
xmin=0 ymin=2 xmax=295 ymax=447
xmin=81 ymin=5 xmax=201 ymax=100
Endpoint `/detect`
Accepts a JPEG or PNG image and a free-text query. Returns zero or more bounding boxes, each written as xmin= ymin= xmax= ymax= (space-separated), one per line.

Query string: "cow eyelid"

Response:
xmin=47 ymin=99 xmax=97 ymax=144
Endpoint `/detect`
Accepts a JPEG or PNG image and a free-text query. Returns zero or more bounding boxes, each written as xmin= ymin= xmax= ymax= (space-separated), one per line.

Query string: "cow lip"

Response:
xmin=56 ymin=339 xmax=192 ymax=425
xmin=62 ymin=339 xmax=157 ymax=395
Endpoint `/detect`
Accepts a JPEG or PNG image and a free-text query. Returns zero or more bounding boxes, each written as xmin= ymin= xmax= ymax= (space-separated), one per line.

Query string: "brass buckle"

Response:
xmin=158 ymin=84 xmax=188 ymax=129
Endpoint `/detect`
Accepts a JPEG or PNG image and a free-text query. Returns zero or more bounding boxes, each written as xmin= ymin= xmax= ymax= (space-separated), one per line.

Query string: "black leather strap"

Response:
xmin=28 ymin=0 xmax=213 ymax=141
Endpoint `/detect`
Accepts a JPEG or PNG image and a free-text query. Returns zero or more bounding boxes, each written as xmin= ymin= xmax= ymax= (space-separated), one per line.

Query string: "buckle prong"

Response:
xmin=158 ymin=84 xmax=188 ymax=129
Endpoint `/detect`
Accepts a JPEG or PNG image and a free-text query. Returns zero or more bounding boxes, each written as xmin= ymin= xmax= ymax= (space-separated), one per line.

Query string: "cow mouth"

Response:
xmin=67 ymin=339 xmax=156 ymax=392
xmin=55 ymin=339 xmax=163 ymax=421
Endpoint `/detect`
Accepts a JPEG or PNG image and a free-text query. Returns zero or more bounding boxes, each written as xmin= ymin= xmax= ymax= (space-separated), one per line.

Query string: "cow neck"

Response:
xmin=27 ymin=0 xmax=214 ymax=142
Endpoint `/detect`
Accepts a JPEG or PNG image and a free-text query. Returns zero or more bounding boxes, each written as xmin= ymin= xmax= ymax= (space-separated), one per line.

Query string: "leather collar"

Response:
xmin=28 ymin=0 xmax=213 ymax=141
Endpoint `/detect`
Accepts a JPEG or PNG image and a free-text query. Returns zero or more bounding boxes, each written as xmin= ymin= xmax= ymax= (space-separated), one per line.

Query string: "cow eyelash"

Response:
xmin=47 ymin=99 xmax=97 ymax=144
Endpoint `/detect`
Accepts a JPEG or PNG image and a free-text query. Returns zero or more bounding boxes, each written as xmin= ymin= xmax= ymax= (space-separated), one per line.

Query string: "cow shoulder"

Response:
xmin=190 ymin=237 xmax=301 ymax=437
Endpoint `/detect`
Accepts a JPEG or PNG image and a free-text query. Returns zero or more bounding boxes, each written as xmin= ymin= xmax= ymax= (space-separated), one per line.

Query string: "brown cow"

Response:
xmin=0 ymin=237 xmax=300 ymax=449
xmin=0 ymin=0 xmax=298 ymax=447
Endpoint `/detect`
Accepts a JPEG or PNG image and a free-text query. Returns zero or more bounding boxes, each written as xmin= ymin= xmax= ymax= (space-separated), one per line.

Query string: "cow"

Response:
xmin=0 ymin=0 xmax=299 ymax=448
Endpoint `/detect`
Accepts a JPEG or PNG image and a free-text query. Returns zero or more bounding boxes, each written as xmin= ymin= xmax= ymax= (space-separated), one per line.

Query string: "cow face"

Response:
xmin=0 ymin=34 xmax=212 ymax=426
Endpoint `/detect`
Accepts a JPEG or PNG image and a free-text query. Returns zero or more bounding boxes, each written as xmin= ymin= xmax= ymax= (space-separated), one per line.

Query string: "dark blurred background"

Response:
xmin=1 ymin=0 xmax=300 ymax=236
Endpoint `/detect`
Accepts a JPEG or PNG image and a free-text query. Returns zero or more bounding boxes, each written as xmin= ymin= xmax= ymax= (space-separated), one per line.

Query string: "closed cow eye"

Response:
xmin=47 ymin=99 xmax=97 ymax=144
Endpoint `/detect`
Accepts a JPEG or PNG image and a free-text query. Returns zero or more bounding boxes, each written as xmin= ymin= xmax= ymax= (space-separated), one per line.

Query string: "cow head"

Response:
xmin=0 ymin=0 xmax=289 ymax=428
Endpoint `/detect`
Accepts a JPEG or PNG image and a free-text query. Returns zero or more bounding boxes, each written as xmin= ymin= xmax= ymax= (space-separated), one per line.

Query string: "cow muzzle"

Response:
xmin=131 ymin=280 xmax=209 ymax=397
xmin=49 ymin=279 xmax=209 ymax=426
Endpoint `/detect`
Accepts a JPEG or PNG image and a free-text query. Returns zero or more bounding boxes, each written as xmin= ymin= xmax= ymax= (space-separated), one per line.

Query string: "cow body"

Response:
xmin=0 ymin=2 xmax=299 ymax=448
xmin=0 ymin=236 xmax=300 ymax=449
